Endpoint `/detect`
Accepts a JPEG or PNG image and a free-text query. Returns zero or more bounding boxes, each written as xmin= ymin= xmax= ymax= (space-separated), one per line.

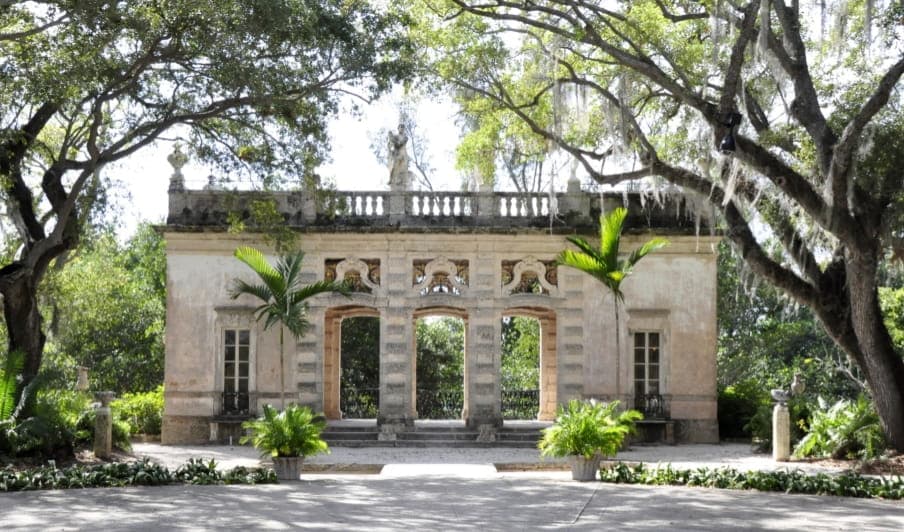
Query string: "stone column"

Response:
xmin=94 ymin=391 xmax=115 ymax=459
xmin=378 ymin=282 xmax=414 ymax=436
xmin=772 ymin=402 xmax=791 ymax=461
xmin=465 ymin=309 xmax=502 ymax=430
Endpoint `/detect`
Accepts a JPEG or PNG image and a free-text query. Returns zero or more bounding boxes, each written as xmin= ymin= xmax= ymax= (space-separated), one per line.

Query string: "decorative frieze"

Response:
xmin=325 ymin=258 xmax=380 ymax=293
xmin=412 ymin=257 xmax=469 ymax=296
xmin=501 ymin=257 xmax=557 ymax=295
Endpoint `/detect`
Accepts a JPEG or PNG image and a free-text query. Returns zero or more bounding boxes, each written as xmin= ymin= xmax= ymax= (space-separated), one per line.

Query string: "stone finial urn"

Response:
xmin=94 ymin=391 xmax=116 ymax=407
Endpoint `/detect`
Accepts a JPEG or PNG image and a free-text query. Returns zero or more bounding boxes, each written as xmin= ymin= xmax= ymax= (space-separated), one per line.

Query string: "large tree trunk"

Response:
xmin=0 ymin=266 xmax=46 ymax=390
xmin=845 ymin=247 xmax=904 ymax=451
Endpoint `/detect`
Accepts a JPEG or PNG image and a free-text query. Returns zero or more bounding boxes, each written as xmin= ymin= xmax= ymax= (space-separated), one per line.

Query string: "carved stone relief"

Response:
xmin=501 ymin=257 xmax=558 ymax=295
xmin=325 ymin=258 xmax=381 ymax=294
xmin=412 ymin=257 xmax=469 ymax=296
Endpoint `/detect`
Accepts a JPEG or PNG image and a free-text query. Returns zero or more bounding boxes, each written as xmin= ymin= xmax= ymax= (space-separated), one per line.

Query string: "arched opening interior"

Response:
xmin=500 ymin=315 xmax=541 ymax=420
xmin=413 ymin=307 xmax=467 ymax=420
xmin=340 ymin=316 xmax=380 ymax=418
xmin=503 ymin=307 xmax=557 ymax=421
xmin=323 ymin=306 xmax=379 ymax=420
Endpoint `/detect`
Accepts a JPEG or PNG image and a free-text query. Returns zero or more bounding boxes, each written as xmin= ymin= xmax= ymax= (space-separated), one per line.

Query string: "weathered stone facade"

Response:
xmin=161 ymin=184 xmax=720 ymax=444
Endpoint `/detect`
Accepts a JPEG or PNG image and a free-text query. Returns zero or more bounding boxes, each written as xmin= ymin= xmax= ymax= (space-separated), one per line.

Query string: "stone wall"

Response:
xmin=161 ymin=223 xmax=720 ymax=444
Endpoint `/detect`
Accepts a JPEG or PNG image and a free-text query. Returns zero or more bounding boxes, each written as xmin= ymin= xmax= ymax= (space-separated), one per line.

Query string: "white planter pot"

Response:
xmin=272 ymin=456 xmax=304 ymax=481
xmin=569 ymin=455 xmax=602 ymax=481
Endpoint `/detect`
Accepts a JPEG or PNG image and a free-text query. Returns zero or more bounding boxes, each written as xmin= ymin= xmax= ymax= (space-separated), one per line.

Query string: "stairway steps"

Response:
xmin=321 ymin=421 xmax=546 ymax=448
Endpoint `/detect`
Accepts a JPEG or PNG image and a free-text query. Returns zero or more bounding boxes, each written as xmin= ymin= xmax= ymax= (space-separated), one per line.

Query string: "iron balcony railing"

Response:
xmin=222 ymin=391 xmax=250 ymax=415
xmin=340 ymin=387 xmax=380 ymax=418
xmin=502 ymin=389 xmax=539 ymax=420
xmin=634 ymin=394 xmax=668 ymax=419
xmin=416 ymin=388 xmax=464 ymax=420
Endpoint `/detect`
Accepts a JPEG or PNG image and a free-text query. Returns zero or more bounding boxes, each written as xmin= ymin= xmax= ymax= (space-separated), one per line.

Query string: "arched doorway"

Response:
xmin=502 ymin=307 xmax=557 ymax=421
xmin=500 ymin=315 xmax=541 ymax=420
xmin=413 ymin=306 xmax=467 ymax=420
xmin=323 ymin=305 xmax=380 ymax=420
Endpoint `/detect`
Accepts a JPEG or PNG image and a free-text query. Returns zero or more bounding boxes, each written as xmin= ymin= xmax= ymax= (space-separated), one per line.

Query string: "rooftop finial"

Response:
xmin=167 ymin=143 xmax=188 ymax=192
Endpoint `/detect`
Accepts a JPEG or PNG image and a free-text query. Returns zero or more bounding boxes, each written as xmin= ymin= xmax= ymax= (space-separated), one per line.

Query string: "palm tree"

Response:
xmin=230 ymin=246 xmax=349 ymax=406
xmin=557 ymin=207 xmax=668 ymax=397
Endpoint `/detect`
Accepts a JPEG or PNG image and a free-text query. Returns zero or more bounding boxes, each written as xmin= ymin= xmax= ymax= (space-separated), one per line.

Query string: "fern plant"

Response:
xmin=0 ymin=350 xmax=25 ymax=421
xmin=794 ymin=395 xmax=886 ymax=460
xmin=241 ymin=404 xmax=329 ymax=458
xmin=539 ymin=399 xmax=642 ymax=459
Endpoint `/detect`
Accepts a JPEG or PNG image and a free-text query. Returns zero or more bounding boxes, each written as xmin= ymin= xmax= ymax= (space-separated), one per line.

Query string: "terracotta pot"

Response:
xmin=569 ymin=455 xmax=602 ymax=481
xmin=272 ymin=456 xmax=304 ymax=481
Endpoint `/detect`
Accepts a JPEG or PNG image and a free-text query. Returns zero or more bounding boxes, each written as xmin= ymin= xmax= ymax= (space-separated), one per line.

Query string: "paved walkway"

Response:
xmin=4 ymin=444 xmax=903 ymax=531
xmin=130 ymin=441 xmax=852 ymax=475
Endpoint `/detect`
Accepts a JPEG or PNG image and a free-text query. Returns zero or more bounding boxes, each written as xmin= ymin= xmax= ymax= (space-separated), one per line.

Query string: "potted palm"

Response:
xmin=241 ymin=404 xmax=329 ymax=480
xmin=538 ymin=399 xmax=642 ymax=481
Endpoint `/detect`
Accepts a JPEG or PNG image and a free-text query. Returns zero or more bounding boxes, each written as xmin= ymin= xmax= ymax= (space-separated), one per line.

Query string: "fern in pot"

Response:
xmin=241 ymin=404 xmax=329 ymax=480
xmin=539 ymin=399 xmax=642 ymax=481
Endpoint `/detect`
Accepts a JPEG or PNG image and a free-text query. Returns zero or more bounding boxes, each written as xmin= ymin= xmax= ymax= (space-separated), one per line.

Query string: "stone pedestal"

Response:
xmin=772 ymin=403 xmax=790 ymax=462
xmin=94 ymin=391 xmax=115 ymax=459
xmin=94 ymin=406 xmax=113 ymax=458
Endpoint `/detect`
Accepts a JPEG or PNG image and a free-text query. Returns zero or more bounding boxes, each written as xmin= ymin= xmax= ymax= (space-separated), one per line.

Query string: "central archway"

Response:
xmin=412 ymin=306 xmax=468 ymax=420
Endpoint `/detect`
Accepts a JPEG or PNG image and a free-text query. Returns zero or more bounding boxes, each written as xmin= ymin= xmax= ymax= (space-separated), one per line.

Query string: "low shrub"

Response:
xmin=598 ymin=462 xmax=904 ymax=500
xmin=112 ymin=385 xmax=163 ymax=435
xmin=717 ymin=380 xmax=769 ymax=440
xmin=794 ymin=395 xmax=886 ymax=460
xmin=0 ymin=458 xmax=277 ymax=492
xmin=1 ymin=389 xmax=133 ymax=458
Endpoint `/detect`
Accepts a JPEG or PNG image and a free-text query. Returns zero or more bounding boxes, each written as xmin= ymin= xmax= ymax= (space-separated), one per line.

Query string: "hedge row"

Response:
xmin=599 ymin=462 xmax=904 ymax=500
xmin=0 ymin=458 xmax=276 ymax=492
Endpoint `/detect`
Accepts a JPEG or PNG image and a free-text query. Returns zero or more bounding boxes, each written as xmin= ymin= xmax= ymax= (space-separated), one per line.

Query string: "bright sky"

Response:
xmin=110 ymin=90 xmax=464 ymax=237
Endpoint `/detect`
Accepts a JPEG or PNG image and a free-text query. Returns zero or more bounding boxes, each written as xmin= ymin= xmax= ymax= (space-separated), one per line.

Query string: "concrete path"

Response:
xmin=3 ymin=473 xmax=903 ymax=531
xmin=3 ymin=444 xmax=902 ymax=531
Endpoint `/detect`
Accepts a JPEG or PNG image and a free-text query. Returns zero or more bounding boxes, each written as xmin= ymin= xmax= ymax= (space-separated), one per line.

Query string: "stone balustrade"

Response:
xmin=167 ymin=187 xmax=707 ymax=234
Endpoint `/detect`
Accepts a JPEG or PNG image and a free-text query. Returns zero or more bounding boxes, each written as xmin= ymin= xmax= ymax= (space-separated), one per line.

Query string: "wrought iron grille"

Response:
xmin=634 ymin=394 xmax=667 ymax=419
xmin=416 ymin=388 xmax=463 ymax=419
xmin=502 ymin=389 xmax=539 ymax=420
xmin=340 ymin=387 xmax=380 ymax=418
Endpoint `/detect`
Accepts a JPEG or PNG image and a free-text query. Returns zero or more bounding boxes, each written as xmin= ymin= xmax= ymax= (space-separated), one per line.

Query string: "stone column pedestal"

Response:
xmin=772 ymin=403 xmax=790 ymax=462
xmin=94 ymin=391 xmax=116 ymax=459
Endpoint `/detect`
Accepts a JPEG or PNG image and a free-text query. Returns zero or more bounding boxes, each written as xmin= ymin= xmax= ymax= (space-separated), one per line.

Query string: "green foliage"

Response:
xmin=44 ymin=229 xmax=165 ymax=394
xmin=0 ymin=458 xmax=277 ymax=492
xmin=241 ymin=404 xmax=330 ymax=459
xmin=416 ymin=317 xmax=465 ymax=393
xmin=232 ymin=245 xmax=349 ymax=400
xmin=539 ymin=400 xmax=642 ymax=459
xmin=501 ymin=316 xmax=540 ymax=390
xmin=0 ymin=350 xmax=25 ymax=420
xmin=598 ymin=462 xmax=903 ymax=500
xmin=879 ymin=287 xmax=904 ymax=352
xmin=717 ymin=380 xmax=770 ymax=440
xmin=794 ymin=396 xmax=886 ymax=460
xmin=558 ymin=208 xmax=669 ymax=303
xmin=340 ymin=317 xmax=380 ymax=417
xmin=717 ymin=243 xmax=859 ymax=398
xmin=0 ymin=389 xmax=131 ymax=457
xmin=111 ymin=385 xmax=164 ymax=436
xmin=232 ymin=246 xmax=350 ymax=337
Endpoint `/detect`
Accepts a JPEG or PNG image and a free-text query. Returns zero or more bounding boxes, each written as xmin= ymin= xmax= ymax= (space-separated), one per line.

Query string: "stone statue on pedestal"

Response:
xmin=387 ymin=123 xmax=410 ymax=191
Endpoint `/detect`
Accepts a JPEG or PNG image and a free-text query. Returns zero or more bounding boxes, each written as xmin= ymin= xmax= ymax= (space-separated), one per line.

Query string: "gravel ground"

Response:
xmin=132 ymin=442 xmax=851 ymax=475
